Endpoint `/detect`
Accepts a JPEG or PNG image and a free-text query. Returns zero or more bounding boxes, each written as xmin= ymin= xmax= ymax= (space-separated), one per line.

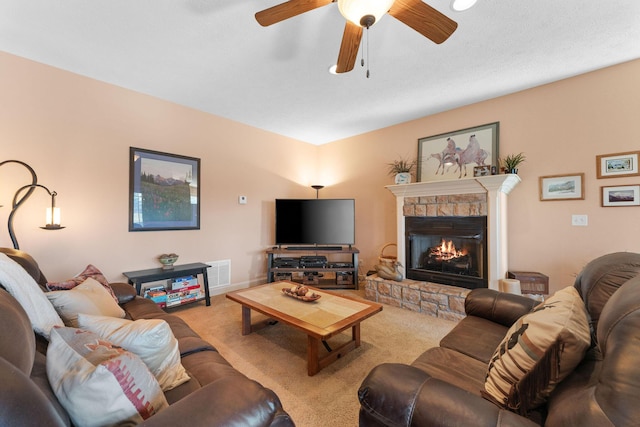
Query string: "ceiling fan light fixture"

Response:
xmin=337 ymin=0 xmax=395 ymax=27
xmin=450 ymin=0 xmax=477 ymax=12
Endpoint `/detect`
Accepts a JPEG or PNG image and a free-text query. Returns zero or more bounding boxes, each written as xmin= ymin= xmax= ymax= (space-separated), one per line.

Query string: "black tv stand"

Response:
xmin=266 ymin=246 xmax=359 ymax=289
xmin=285 ymin=246 xmax=343 ymax=251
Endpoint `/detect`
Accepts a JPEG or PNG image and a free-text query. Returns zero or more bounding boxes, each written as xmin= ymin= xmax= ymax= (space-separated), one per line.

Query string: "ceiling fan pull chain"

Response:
xmin=366 ymin=26 xmax=370 ymax=78
xmin=360 ymin=31 xmax=365 ymax=68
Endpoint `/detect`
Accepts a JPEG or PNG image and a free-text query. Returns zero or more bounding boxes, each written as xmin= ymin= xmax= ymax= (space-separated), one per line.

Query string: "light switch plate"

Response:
xmin=239 ymin=195 xmax=247 ymax=204
xmin=571 ymin=214 xmax=588 ymax=226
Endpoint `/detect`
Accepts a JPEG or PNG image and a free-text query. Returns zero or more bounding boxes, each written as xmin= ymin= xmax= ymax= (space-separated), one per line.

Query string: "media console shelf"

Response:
xmin=266 ymin=246 xmax=359 ymax=290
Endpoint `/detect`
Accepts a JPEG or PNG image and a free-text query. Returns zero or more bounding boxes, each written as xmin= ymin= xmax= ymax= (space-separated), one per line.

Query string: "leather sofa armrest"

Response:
xmin=465 ymin=288 xmax=538 ymax=327
xmin=109 ymin=282 xmax=137 ymax=304
xmin=139 ymin=376 xmax=294 ymax=427
xmin=358 ymin=363 xmax=538 ymax=427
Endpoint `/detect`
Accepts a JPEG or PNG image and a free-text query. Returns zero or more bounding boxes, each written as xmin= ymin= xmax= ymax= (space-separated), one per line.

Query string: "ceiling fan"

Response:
xmin=255 ymin=0 xmax=458 ymax=73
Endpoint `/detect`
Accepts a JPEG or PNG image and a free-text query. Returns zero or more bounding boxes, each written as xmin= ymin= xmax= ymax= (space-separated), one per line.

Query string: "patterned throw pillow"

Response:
xmin=46 ymin=278 xmax=125 ymax=327
xmin=77 ymin=313 xmax=190 ymax=391
xmin=483 ymin=286 xmax=590 ymax=414
xmin=47 ymin=264 xmax=118 ymax=303
xmin=46 ymin=326 xmax=168 ymax=427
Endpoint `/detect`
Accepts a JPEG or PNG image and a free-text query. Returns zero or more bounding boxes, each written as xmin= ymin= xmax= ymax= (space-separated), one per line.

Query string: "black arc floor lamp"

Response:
xmin=0 ymin=160 xmax=64 ymax=250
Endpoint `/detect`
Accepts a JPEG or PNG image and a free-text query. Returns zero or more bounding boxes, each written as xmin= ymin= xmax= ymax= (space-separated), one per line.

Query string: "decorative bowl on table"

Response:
xmin=282 ymin=284 xmax=321 ymax=302
xmin=158 ymin=253 xmax=179 ymax=269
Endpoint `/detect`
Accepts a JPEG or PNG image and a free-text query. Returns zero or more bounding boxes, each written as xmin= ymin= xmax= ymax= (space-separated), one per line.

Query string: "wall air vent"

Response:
xmin=206 ymin=260 xmax=231 ymax=289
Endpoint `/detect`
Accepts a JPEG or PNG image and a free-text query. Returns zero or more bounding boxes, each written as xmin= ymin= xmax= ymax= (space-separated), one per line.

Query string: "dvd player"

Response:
xmin=299 ymin=256 xmax=328 ymax=268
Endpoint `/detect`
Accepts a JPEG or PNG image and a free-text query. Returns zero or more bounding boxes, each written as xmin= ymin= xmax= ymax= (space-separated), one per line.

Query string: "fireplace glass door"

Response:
xmin=405 ymin=216 xmax=488 ymax=289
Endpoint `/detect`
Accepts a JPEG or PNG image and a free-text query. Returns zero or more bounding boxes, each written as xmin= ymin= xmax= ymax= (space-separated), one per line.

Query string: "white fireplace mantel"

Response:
xmin=386 ymin=174 xmax=521 ymax=290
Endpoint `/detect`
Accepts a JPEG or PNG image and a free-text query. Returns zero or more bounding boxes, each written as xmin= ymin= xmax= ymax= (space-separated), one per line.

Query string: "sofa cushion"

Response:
xmin=46 ymin=278 xmax=125 ymax=327
xmin=484 ymin=286 xmax=590 ymax=414
xmin=0 ymin=253 xmax=63 ymax=339
xmin=440 ymin=315 xmax=510 ymax=364
xmin=46 ymin=326 xmax=168 ymax=427
xmin=47 ymin=264 xmax=118 ymax=303
xmin=412 ymin=347 xmax=488 ymax=395
xmin=77 ymin=313 xmax=190 ymax=391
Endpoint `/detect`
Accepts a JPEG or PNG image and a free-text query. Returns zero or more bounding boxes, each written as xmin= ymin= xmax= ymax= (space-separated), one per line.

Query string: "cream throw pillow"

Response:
xmin=484 ymin=286 xmax=590 ymax=414
xmin=77 ymin=313 xmax=190 ymax=391
xmin=0 ymin=252 xmax=63 ymax=339
xmin=46 ymin=326 xmax=168 ymax=427
xmin=46 ymin=277 xmax=125 ymax=327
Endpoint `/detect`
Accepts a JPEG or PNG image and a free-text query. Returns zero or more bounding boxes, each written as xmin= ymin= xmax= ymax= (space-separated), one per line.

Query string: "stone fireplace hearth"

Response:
xmin=364 ymin=175 xmax=521 ymax=318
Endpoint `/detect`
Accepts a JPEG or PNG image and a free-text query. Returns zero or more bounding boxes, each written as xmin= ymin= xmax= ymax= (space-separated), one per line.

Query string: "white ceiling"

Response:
xmin=1 ymin=1 xmax=639 ymax=145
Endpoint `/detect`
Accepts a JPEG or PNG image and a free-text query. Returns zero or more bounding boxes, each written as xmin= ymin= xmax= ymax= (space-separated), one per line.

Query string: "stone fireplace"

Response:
xmin=364 ymin=175 xmax=520 ymax=319
xmin=388 ymin=175 xmax=520 ymax=290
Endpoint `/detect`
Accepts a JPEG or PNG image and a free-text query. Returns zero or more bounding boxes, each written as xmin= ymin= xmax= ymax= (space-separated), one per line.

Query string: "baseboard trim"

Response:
xmin=208 ymin=276 xmax=266 ymax=296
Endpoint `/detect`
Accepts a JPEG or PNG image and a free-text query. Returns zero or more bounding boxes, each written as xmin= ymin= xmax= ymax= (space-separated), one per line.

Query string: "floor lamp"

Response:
xmin=0 ymin=160 xmax=64 ymax=250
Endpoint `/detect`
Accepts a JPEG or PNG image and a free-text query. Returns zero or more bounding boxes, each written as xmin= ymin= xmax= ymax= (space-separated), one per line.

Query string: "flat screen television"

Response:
xmin=275 ymin=199 xmax=355 ymax=247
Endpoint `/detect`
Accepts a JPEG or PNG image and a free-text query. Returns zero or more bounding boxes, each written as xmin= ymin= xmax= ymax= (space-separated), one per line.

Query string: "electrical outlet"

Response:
xmin=238 ymin=195 xmax=247 ymax=205
xmin=571 ymin=214 xmax=588 ymax=226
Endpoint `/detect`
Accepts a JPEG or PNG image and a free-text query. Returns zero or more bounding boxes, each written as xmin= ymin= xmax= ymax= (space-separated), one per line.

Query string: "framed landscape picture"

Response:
xmin=601 ymin=185 xmax=640 ymax=207
xmin=129 ymin=147 xmax=200 ymax=231
xmin=596 ymin=151 xmax=640 ymax=179
xmin=539 ymin=173 xmax=585 ymax=201
xmin=417 ymin=122 xmax=499 ymax=182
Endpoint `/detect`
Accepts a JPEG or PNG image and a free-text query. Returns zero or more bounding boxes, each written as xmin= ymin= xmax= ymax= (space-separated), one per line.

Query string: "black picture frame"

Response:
xmin=129 ymin=147 xmax=200 ymax=231
xmin=417 ymin=122 xmax=499 ymax=182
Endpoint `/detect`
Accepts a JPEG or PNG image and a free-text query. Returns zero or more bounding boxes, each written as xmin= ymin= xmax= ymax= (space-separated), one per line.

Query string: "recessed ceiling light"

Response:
xmin=451 ymin=0 xmax=477 ymax=12
xmin=328 ymin=65 xmax=338 ymax=75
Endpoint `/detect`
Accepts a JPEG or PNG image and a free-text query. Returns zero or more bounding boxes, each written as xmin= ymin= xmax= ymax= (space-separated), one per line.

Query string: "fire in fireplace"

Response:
xmin=405 ymin=216 xmax=488 ymax=289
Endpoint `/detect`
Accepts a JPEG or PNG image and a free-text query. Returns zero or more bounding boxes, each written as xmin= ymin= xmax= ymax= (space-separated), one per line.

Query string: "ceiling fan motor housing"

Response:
xmin=360 ymin=14 xmax=376 ymax=28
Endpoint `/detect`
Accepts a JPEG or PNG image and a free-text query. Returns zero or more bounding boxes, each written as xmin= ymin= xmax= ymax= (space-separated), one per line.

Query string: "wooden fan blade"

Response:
xmin=389 ymin=0 xmax=457 ymax=44
xmin=255 ymin=0 xmax=333 ymax=27
xmin=336 ymin=21 xmax=362 ymax=73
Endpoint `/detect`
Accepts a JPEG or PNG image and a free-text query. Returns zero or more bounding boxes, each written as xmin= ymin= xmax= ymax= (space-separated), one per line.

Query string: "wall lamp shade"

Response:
xmin=338 ymin=0 xmax=395 ymax=27
xmin=0 ymin=160 xmax=64 ymax=250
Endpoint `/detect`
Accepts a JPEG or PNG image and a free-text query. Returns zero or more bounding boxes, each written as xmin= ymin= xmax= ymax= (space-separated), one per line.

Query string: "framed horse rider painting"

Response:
xmin=417 ymin=122 xmax=499 ymax=182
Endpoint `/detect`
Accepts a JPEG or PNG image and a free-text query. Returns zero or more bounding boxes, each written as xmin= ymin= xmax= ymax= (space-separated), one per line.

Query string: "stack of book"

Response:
xmin=144 ymin=285 xmax=167 ymax=308
xmin=143 ymin=275 xmax=203 ymax=308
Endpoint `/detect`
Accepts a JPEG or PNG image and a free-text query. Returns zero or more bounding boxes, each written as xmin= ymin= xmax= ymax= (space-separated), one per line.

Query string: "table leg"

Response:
xmin=307 ymin=336 xmax=320 ymax=376
xmin=353 ymin=324 xmax=361 ymax=347
xmin=201 ymin=268 xmax=211 ymax=306
xmin=241 ymin=306 xmax=252 ymax=336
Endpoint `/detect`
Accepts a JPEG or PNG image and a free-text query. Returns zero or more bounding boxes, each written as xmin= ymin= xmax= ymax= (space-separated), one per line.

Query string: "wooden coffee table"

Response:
xmin=226 ymin=281 xmax=382 ymax=376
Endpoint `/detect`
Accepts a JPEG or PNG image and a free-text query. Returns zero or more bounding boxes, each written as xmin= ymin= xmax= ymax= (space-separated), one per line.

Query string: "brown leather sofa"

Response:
xmin=358 ymin=252 xmax=640 ymax=426
xmin=0 ymin=248 xmax=294 ymax=427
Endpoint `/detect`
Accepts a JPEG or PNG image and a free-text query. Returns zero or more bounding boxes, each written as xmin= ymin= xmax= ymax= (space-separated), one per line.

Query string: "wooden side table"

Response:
xmin=123 ymin=262 xmax=211 ymax=307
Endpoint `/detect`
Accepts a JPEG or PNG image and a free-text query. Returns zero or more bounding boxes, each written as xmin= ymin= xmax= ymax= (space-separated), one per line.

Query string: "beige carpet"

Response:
xmin=173 ymin=289 xmax=457 ymax=427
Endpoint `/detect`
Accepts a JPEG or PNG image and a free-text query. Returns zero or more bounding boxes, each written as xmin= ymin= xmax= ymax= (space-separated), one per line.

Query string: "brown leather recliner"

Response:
xmin=358 ymin=252 xmax=640 ymax=426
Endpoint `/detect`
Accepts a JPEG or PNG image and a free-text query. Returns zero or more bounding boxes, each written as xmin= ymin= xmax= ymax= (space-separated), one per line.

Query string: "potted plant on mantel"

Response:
xmin=387 ymin=158 xmax=416 ymax=184
xmin=500 ymin=152 xmax=526 ymax=174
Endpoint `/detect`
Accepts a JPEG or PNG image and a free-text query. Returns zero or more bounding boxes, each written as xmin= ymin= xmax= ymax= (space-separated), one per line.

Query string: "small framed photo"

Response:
xmin=129 ymin=147 xmax=200 ymax=231
xmin=473 ymin=165 xmax=491 ymax=177
xmin=601 ymin=185 xmax=640 ymax=207
xmin=539 ymin=173 xmax=585 ymax=201
xmin=596 ymin=151 xmax=640 ymax=179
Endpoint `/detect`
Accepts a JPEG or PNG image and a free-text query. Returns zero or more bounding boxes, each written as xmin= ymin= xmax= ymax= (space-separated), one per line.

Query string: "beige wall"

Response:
xmin=0 ymin=52 xmax=318 ymax=287
xmin=330 ymin=59 xmax=640 ymax=292
xmin=2 ymin=50 xmax=639 ymax=294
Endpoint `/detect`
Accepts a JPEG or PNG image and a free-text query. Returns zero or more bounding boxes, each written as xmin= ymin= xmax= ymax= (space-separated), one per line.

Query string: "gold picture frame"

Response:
xmin=539 ymin=173 xmax=585 ymax=201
